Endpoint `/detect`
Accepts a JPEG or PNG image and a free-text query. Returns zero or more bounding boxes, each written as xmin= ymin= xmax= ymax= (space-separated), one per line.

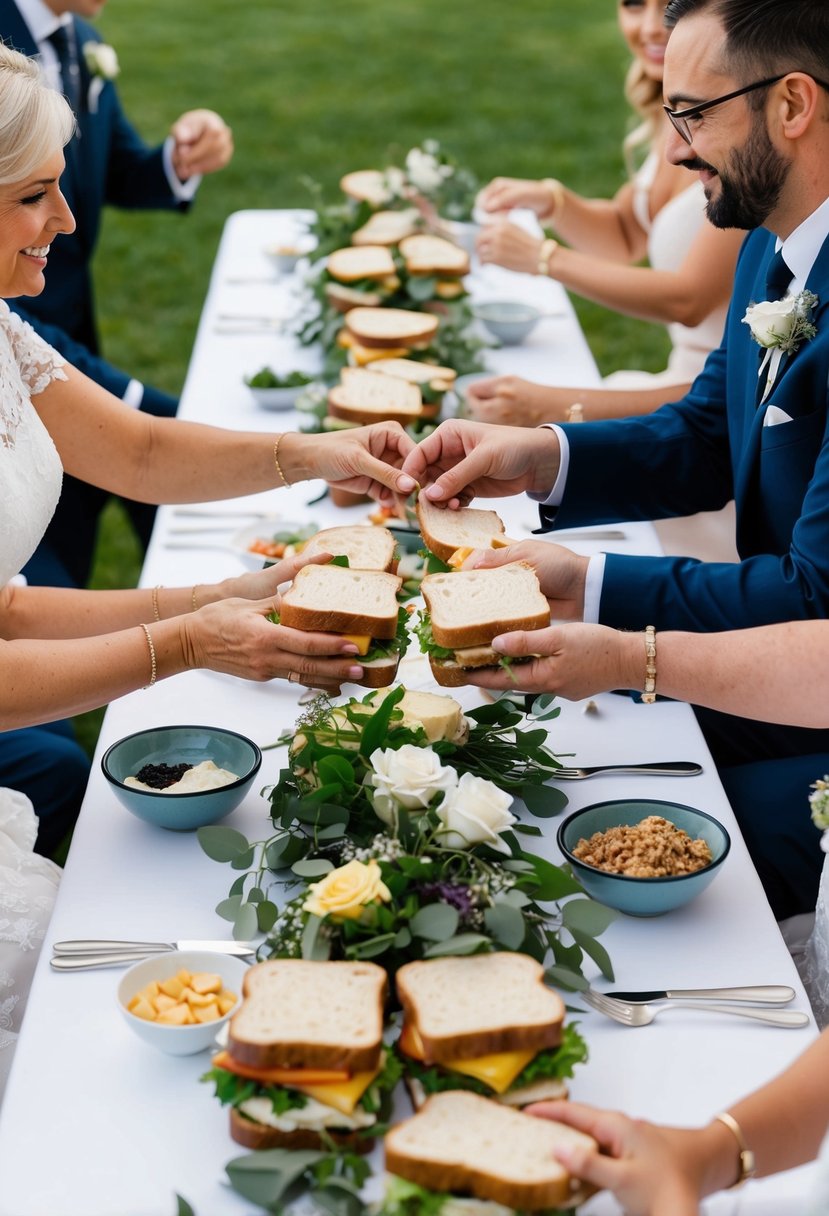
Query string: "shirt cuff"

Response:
xmin=582 ymin=554 xmax=606 ymax=624
xmin=526 ymin=424 xmax=570 ymax=506
xmin=123 ymin=379 xmax=144 ymax=409
xmin=162 ymin=136 xmax=202 ymax=202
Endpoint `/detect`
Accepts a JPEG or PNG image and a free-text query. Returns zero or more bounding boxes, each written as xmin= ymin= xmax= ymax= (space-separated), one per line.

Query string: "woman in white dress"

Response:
xmin=0 ymin=44 xmax=417 ymax=1101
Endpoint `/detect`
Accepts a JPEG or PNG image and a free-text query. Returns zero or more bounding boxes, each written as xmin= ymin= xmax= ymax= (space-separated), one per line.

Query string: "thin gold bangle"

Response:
xmin=713 ymin=1112 xmax=755 ymax=1189
xmin=566 ymin=402 xmax=584 ymax=423
xmin=537 ymin=237 xmax=559 ymax=277
xmin=151 ymin=584 xmax=163 ymax=622
xmin=641 ymin=625 xmax=656 ymax=703
xmin=191 ymin=584 xmax=200 ymax=613
xmin=140 ymin=623 xmax=157 ymax=688
xmin=273 ymin=434 xmax=290 ymax=487
xmin=540 ymin=177 xmax=565 ymax=222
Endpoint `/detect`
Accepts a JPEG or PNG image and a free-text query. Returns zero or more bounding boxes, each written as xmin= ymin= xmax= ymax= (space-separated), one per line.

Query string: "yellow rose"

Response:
xmin=303 ymin=859 xmax=392 ymax=921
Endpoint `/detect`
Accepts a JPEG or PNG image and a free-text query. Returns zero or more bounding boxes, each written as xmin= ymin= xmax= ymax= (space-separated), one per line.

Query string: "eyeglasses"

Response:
xmin=664 ymin=71 xmax=829 ymax=144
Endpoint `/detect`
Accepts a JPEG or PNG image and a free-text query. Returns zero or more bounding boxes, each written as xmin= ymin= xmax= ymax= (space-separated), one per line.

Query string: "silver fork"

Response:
xmin=554 ymin=761 xmax=702 ymax=780
xmin=581 ymin=987 xmax=810 ymax=1028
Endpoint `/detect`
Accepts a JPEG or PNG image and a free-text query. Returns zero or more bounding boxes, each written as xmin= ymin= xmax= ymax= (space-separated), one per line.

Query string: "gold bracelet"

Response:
xmin=566 ymin=402 xmax=585 ymax=423
xmin=151 ymin=584 xmax=163 ymax=622
xmin=273 ymin=434 xmax=290 ymax=487
xmin=713 ymin=1112 xmax=755 ymax=1190
xmin=191 ymin=584 xmax=200 ymax=613
xmin=540 ymin=177 xmax=565 ymax=222
xmin=641 ymin=624 xmax=657 ymax=703
xmin=140 ymin=623 xmax=157 ymax=689
xmin=537 ymin=237 xmax=559 ymax=277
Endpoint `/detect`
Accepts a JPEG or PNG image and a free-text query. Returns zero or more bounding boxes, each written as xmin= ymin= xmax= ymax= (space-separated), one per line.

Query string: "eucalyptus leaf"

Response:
xmin=406 ymin=274 xmax=438 ymax=302
xmin=497 ymin=888 xmax=532 ymax=908
xmin=226 ymin=1148 xmax=325 ymax=1208
xmin=530 ymin=693 xmax=560 ymax=721
xmin=266 ymin=835 xmax=307 ymax=870
xmin=359 ymin=685 xmax=405 ymax=758
xmin=423 ymin=933 xmax=490 ymax=957
xmin=175 ymin=1196 xmax=195 ymax=1216
xmin=317 ymin=822 xmax=347 ymax=841
xmin=292 ymin=858 xmax=335 ymax=878
xmin=483 ymin=902 xmax=525 ymax=949
xmin=316 ymin=755 xmax=358 ymax=786
xmin=569 ymin=927 xmax=615 ymax=981
xmin=230 ymin=845 xmax=256 ymax=871
xmin=525 ymin=855 xmax=585 ymax=902
xmin=520 ymin=783 xmax=569 ymax=819
xmin=215 ymin=895 xmax=243 ymax=922
xmin=302 ymin=914 xmax=331 ymax=961
xmin=562 ymin=898 xmax=617 ymax=937
xmin=228 ymin=875 xmax=247 ymax=898
xmin=394 ymin=927 xmax=412 ymax=948
xmin=544 ymin=963 xmax=589 ymax=992
xmin=247 ymin=887 xmax=264 ymax=904
xmin=513 ymin=823 xmax=543 ymax=837
xmin=197 ymin=825 xmax=251 ymax=863
xmin=257 ymin=900 xmax=279 ymax=933
xmin=409 ymin=903 xmax=459 ymax=942
xmin=350 ymin=933 xmax=396 ymax=960
xmin=233 ymin=901 xmax=259 ymax=942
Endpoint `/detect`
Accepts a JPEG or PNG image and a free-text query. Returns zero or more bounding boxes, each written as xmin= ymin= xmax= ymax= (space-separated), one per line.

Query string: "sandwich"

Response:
xmin=380 ymin=1091 xmax=596 ymax=1214
xmin=325 ymin=245 xmax=401 ymax=313
xmin=417 ymin=562 xmax=550 ymax=687
xmin=399 ymin=233 xmax=470 ymax=300
xmin=339 ymin=168 xmax=392 ymax=207
xmin=369 ymin=357 xmax=457 ymax=412
xmin=328 ymin=366 xmax=426 ymax=428
xmin=204 ymin=959 xmax=395 ymax=1150
xmin=278 ymin=562 xmax=408 ymax=687
xmin=416 ymin=497 xmax=507 ymax=564
xmin=394 ymin=954 xmax=588 ymax=1110
xmin=352 ymin=208 xmax=421 ymax=247
xmin=298 ymin=524 xmax=399 ymax=573
xmin=344 ymin=306 xmax=440 ymax=352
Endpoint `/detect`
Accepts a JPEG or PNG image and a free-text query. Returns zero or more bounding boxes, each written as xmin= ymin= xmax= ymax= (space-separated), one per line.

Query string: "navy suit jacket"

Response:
xmin=542 ymin=224 xmax=829 ymax=633
xmin=1 ymin=0 xmax=187 ymax=394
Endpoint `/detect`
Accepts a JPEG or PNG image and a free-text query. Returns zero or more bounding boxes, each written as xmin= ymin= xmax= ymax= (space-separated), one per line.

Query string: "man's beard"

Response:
xmin=687 ymin=117 xmax=790 ymax=230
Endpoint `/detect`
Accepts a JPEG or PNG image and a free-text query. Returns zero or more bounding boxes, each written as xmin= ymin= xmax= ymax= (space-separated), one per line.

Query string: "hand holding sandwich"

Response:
xmin=470 ymin=539 xmax=589 ymax=621
xmin=400 ymin=419 xmax=561 ymax=507
xmin=465 ymin=622 xmax=642 ymax=697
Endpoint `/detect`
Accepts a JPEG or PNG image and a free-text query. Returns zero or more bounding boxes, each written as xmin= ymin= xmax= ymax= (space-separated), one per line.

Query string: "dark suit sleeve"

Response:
xmin=6 ymin=299 xmax=131 ymax=398
xmin=101 ymin=82 xmax=189 ymax=213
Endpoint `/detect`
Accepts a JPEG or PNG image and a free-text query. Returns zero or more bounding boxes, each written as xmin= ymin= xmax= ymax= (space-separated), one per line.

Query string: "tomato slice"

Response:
xmin=211 ymin=1050 xmax=350 ymax=1086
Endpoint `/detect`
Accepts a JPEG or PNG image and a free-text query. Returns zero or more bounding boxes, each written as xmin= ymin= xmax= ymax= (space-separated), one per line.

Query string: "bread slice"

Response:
xmin=328 ymin=245 xmax=397 ymax=283
xmin=328 ymin=367 xmax=423 ymax=426
xmin=421 ymin=563 xmax=550 ymax=650
xmin=396 ymin=954 xmax=564 ymax=1063
xmin=345 ymin=306 xmax=439 ymax=350
xmin=227 ymin=959 xmax=388 ymax=1071
xmin=339 ymin=169 xmax=391 ymax=207
xmin=300 ymin=525 xmax=397 ymax=572
xmin=384 ymin=1091 xmax=595 ymax=1211
xmin=400 ymin=234 xmax=470 ymax=277
xmin=279 ymin=564 xmax=402 ymax=639
xmin=370 ymin=357 xmax=457 ymax=392
xmin=352 ymin=208 xmax=420 ymax=246
xmin=229 ymin=1107 xmax=374 ymax=1153
xmin=416 ymin=498 xmax=506 ymax=562
xmin=325 ymin=282 xmax=384 ymax=313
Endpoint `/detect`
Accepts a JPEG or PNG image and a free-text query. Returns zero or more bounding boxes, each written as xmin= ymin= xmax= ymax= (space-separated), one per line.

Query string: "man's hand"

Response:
xmin=400 ymin=419 xmax=560 ymax=506
xmin=476 ymin=220 xmax=544 ymax=275
xmin=465 ymin=622 xmax=641 ymax=698
xmin=466 ymin=376 xmax=564 ymax=427
xmin=170 ymin=109 xmax=233 ymax=179
xmin=469 ymin=540 xmax=588 ymax=620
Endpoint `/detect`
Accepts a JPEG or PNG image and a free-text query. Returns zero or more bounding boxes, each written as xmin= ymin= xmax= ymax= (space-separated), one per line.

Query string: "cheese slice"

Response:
xmin=398 ymin=1022 xmax=534 ymax=1095
xmin=447 ymin=546 xmax=474 ymax=570
xmin=341 ymin=634 xmax=372 ymax=655
xmin=292 ymin=1060 xmax=382 ymax=1116
xmin=210 ymin=1051 xmax=349 ymax=1086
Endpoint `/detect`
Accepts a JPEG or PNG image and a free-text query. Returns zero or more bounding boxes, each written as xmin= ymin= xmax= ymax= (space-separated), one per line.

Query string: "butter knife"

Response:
xmin=53 ymin=938 xmax=256 ymax=957
xmin=605 ymin=984 xmax=795 ymax=1004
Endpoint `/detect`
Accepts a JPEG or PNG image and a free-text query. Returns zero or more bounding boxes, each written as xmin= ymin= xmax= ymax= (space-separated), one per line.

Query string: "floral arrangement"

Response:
xmin=743 ymin=289 xmax=818 ymax=402
xmin=199 ymin=686 xmax=615 ymax=990
xmin=810 ymin=776 xmax=829 ymax=833
xmin=390 ymin=139 xmax=480 ymax=222
xmin=83 ymin=41 xmax=120 ymax=80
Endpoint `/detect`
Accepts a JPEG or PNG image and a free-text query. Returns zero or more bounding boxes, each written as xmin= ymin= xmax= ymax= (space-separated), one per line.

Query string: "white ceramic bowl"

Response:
xmin=117 ymin=950 xmax=249 ymax=1056
xmin=263 ymin=237 xmax=316 ymax=274
xmin=473 ymin=300 xmax=543 ymax=345
xmin=245 ymin=384 xmax=307 ymax=411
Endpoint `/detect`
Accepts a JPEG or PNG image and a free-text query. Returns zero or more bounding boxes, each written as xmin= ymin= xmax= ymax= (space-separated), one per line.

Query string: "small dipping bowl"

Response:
xmin=473 ymin=300 xmax=543 ymax=345
xmin=264 ymin=237 xmax=316 ymax=274
xmin=557 ymin=798 xmax=730 ymax=917
xmin=101 ymin=724 xmax=262 ymax=831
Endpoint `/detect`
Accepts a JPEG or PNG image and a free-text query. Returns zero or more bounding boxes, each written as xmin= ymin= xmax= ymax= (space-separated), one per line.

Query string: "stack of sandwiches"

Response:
xmin=394 ymin=954 xmax=586 ymax=1109
xmin=205 ymin=959 xmax=393 ymax=1150
xmin=325 ymin=232 xmax=469 ymax=319
xmin=398 ymin=233 xmax=470 ymax=303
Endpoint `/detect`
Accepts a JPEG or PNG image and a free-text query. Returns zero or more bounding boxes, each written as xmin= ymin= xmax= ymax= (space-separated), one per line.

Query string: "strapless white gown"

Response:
xmin=0 ymin=300 xmax=67 ymax=1102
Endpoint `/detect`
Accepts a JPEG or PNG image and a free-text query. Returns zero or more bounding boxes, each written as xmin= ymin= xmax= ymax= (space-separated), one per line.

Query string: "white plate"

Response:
xmin=230 ymin=518 xmax=316 ymax=570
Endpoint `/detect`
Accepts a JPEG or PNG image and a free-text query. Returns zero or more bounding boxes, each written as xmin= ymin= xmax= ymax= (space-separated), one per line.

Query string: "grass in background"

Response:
xmin=75 ymin=0 xmax=670 ymax=755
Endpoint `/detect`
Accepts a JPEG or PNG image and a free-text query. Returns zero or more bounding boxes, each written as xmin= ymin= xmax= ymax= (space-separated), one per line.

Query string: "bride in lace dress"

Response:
xmin=0 ymin=44 xmax=418 ymax=1101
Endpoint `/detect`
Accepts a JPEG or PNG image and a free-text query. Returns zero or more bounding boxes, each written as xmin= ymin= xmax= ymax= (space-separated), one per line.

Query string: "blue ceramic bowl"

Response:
xmin=473 ymin=300 xmax=542 ymax=345
xmin=101 ymin=725 xmax=261 ymax=831
xmin=557 ymin=799 xmax=730 ymax=917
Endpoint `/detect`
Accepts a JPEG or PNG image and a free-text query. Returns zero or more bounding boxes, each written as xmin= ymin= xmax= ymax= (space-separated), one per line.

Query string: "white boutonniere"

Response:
xmin=83 ymin=42 xmax=119 ymax=113
xmin=742 ymin=289 xmax=818 ymax=402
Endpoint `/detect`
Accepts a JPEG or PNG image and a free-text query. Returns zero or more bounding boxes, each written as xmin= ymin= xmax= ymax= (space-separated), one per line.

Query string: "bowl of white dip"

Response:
xmin=101 ymin=724 xmax=262 ymax=830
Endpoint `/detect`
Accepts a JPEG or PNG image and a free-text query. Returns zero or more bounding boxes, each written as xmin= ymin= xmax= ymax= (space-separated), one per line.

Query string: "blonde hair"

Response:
xmin=622 ymin=58 xmax=663 ymax=177
xmin=0 ymin=43 xmax=75 ymax=185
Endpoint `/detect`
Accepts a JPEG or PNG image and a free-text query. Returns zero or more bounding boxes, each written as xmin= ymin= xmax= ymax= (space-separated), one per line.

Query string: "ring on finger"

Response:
xmin=288 ymin=671 xmax=303 ymax=684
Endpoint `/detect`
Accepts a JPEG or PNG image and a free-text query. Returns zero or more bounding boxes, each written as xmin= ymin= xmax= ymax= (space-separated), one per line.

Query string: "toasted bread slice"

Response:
xmin=345 ymin=307 xmax=439 ymax=350
xmin=416 ymin=498 xmax=506 ymax=562
xmin=384 ymin=1092 xmax=595 ymax=1211
xmin=400 ymin=234 xmax=470 ymax=277
xmin=339 ymin=169 xmax=391 ymax=206
xmin=421 ymin=563 xmax=550 ymax=650
xmin=300 ymin=525 xmax=397 ymax=572
xmin=327 ymin=245 xmax=397 ymax=283
xmin=325 ymin=282 xmax=384 ymax=313
xmin=328 ymin=367 xmax=423 ymax=426
xmin=227 ymin=960 xmax=388 ymax=1072
xmin=279 ymin=564 xmax=402 ymax=640
xmin=369 ymin=357 xmax=457 ymax=392
xmin=352 ymin=208 xmax=420 ymax=246
xmin=396 ymin=954 xmax=564 ymax=1063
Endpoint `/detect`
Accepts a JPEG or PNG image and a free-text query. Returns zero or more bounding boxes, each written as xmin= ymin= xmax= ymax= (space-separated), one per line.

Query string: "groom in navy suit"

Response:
xmin=1 ymin=0 xmax=233 ymax=586
xmin=402 ymin=0 xmax=829 ymax=919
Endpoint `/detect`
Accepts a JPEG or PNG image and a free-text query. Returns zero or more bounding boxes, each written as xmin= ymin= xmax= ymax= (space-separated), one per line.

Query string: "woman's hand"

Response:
xmin=477 ymin=176 xmax=559 ymax=217
xmin=527 ymin=1101 xmax=706 ymax=1216
xmin=468 ymin=540 xmax=589 ymax=620
xmin=465 ymin=622 xmax=640 ymax=698
xmin=213 ymin=552 xmax=329 ymax=605
xmin=466 ymin=376 xmax=566 ymax=427
xmin=284 ymin=424 xmax=418 ymax=502
xmin=476 ymin=221 xmax=544 ymax=275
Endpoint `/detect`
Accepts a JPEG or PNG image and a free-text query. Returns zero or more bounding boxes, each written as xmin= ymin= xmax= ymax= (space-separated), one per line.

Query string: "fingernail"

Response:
xmin=491 ymin=636 xmax=506 ymax=653
xmin=423 ymin=485 xmax=443 ymax=500
xmin=342 ymin=645 xmax=359 ymax=656
xmin=397 ymin=474 xmax=417 ymax=492
xmin=348 ymin=665 xmax=364 ymax=679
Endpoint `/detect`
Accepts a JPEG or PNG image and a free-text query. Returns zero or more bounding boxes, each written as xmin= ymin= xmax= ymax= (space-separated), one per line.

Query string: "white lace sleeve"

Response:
xmin=0 ymin=301 xmax=68 ymax=396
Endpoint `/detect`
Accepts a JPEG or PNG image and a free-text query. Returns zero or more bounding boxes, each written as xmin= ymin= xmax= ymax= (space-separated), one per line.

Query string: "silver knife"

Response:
xmin=52 ymin=938 xmax=256 ymax=957
xmin=605 ymin=985 xmax=795 ymax=1004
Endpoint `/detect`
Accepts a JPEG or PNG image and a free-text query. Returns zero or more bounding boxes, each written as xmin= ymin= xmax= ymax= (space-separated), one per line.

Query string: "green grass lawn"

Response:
xmin=74 ymin=0 xmax=670 ymax=756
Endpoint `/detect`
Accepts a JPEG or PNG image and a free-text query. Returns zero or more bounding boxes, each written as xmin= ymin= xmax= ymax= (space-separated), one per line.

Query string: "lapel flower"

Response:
xmin=83 ymin=41 xmax=119 ymax=81
xmin=743 ymin=290 xmax=818 ymax=402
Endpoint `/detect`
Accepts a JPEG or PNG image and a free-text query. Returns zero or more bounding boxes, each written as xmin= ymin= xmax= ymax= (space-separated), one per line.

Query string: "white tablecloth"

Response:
xmin=0 ymin=212 xmax=818 ymax=1215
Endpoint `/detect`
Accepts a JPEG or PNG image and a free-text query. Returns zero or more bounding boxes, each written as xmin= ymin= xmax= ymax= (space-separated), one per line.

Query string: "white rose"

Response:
xmin=96 ymin=44 xmax=119 ymax=77
xmin=368 ymin=744 xmax=458 ymax=827
xmin=434 ymin=772 xmax=516 ymax=854
xmin=405 ymin=148 xmax=445 ymax=195
xmin=384 ymin=166 xmax=406 ymax=197
xmin=742 ymin=298 xmax=797 ymax=348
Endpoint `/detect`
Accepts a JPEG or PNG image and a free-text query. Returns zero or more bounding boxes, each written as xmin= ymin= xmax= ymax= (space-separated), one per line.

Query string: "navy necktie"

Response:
xmin=47 ymin=24 xmax=81 ymax=115
xmin=764 ymin=248 xmax=792 ymax=301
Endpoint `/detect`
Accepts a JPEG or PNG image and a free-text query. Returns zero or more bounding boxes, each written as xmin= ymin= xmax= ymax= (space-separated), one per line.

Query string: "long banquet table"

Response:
xmin=0 ymin=212 xmax=820 ymax=1215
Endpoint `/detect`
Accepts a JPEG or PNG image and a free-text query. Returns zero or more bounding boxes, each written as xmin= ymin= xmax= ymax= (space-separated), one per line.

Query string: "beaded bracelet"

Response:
xmin=151 ymin=584 xmax=163 ymax=622
xmin=140 ymin=623 xmax=157 ymax=688
xmin=641 ymin=625 xmax=657 ymax=703
xmin=273 ymin=434 xmax=290 ymax=487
